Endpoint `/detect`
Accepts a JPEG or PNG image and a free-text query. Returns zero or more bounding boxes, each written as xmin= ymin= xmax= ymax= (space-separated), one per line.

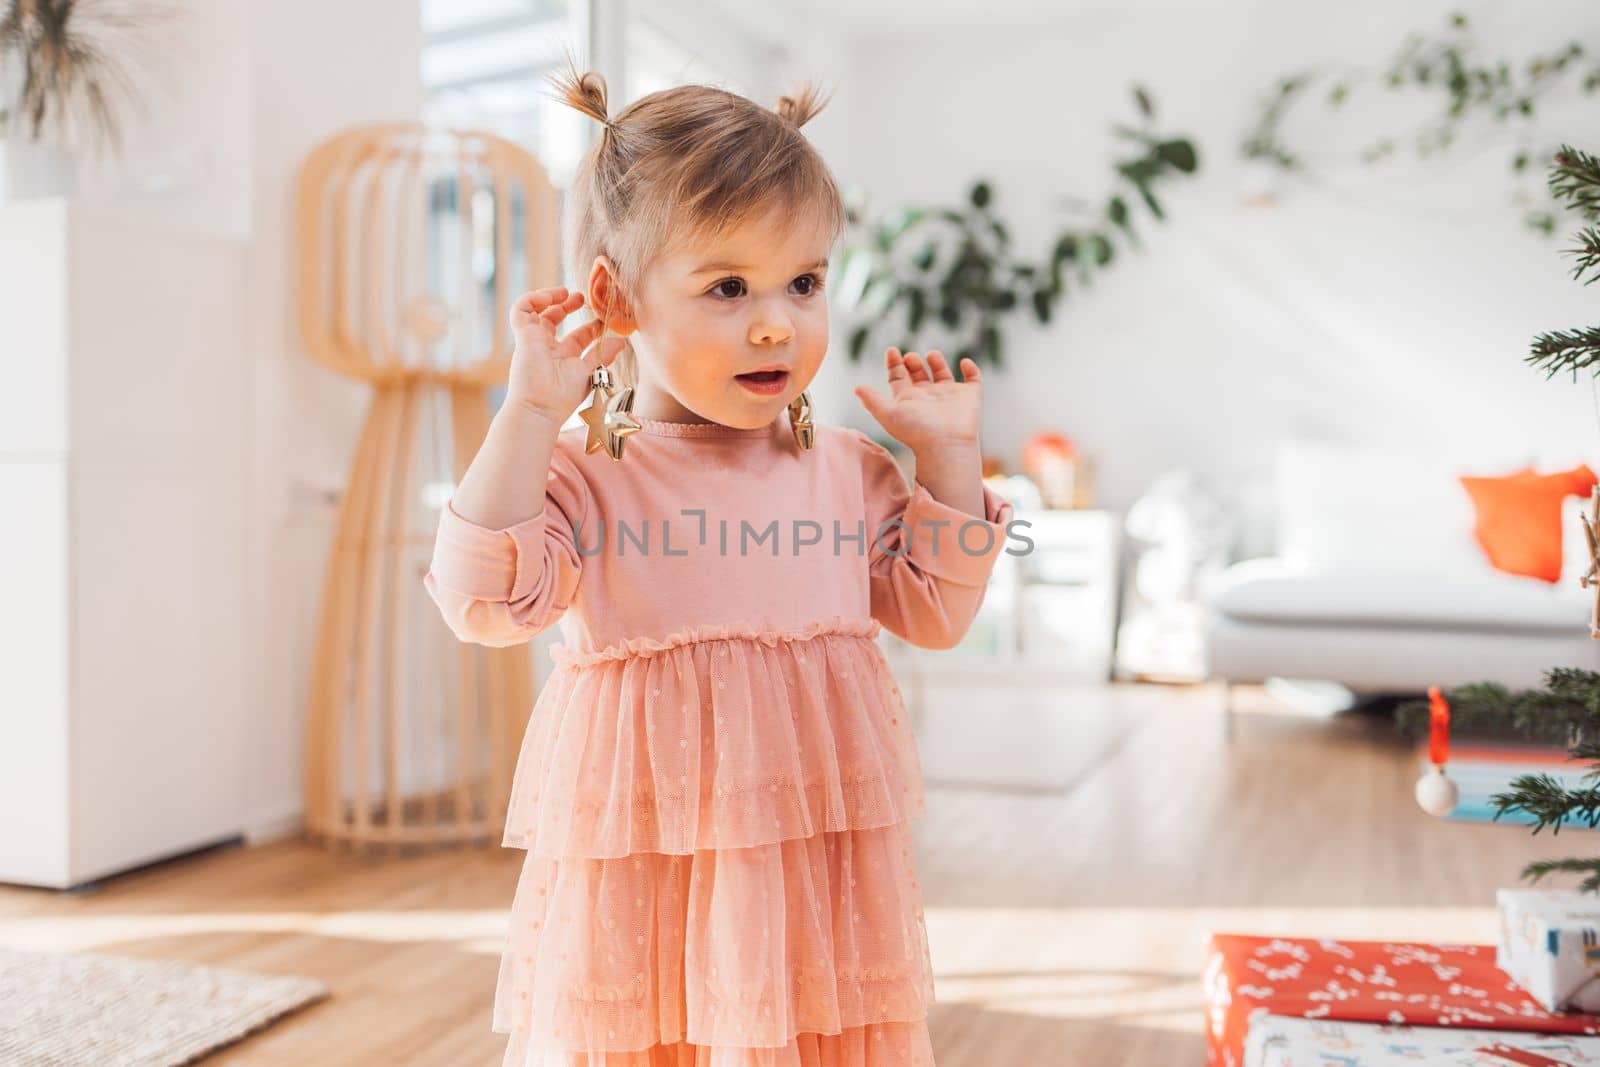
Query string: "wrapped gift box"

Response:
xmin=1499 ymin=889 xmax=1600 ymax=1013
xmin=1205 ymin=934 xmax=1600 ymax=1067
xmin=1245 ymin=1015 xmax=1600 ymax=1066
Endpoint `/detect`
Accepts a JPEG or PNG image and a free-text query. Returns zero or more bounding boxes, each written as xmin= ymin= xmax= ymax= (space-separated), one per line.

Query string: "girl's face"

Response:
xmin=609 ymin=205 xmax=833 ymax=428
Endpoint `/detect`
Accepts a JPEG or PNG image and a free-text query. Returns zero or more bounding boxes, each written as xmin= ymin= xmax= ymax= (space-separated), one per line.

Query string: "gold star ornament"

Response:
xmin=580 ymin=363 xmax=642 ymax=461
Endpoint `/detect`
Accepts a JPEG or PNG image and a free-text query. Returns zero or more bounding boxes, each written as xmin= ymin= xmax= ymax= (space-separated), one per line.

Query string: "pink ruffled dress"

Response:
xmin=423 ymin=413 xmax=1015 ymax=1067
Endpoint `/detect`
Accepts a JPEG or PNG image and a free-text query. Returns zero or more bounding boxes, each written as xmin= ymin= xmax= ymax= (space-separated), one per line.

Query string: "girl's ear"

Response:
xmin=587 ymin=255 xmax=638 ymax=336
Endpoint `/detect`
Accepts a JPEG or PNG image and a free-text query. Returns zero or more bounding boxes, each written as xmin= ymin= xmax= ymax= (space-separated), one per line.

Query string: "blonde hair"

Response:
xmin=547 ymin=58 xmax=846 ymax=389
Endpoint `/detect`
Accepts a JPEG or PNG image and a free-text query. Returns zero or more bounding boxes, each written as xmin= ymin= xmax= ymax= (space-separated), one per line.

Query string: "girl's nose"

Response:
xmin=748 ymin=310 xmax=794 ymax=346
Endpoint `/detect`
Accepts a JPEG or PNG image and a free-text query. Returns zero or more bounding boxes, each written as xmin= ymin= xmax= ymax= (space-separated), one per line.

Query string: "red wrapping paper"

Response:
xmin=1204 ymin=934 xmax=1600 ymax=1067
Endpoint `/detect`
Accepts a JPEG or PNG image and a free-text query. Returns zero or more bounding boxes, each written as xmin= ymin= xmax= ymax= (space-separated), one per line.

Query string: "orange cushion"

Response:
xmin=1459 ymin=464 xmax=1597 ymax=583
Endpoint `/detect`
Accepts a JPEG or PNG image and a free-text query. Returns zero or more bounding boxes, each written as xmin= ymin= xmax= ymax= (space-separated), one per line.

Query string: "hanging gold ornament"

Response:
xmin=579 ymin=362 xmax=641 ymax=460
xmin=787 ymin=389 xmax=815 ymax=451
xmin=1579 ymin=483 xmax=1600 ymax=639
xmin=600 ymin=378 xmax=642 ymax=461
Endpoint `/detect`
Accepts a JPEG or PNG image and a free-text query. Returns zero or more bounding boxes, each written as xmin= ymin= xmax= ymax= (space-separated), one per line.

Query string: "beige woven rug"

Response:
xmin=0 ymin=947 xmax=328 ymax=1066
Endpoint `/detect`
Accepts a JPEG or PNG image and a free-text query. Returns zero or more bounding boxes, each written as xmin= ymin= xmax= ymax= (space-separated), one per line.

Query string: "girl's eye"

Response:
xmin=791 ymin=273 xmax=824 ymax=296
xmin=707 ymin=275 xmax=824 ymax=299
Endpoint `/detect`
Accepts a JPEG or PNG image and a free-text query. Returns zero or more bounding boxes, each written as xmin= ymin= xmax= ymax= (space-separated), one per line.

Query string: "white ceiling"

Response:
xmin=422 ymin=0 xmax=543 ymax=35
xmin=752 ymin=0 xmax=1250 ymax=27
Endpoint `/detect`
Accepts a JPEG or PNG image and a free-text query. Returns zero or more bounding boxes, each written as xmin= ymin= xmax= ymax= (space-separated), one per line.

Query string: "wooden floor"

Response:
xmin=1 ymin=680 xmax=1587 ymax=1066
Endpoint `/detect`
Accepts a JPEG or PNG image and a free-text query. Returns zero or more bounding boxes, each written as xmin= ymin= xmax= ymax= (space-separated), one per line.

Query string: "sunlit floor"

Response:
xmin=1 ymin=680 xmax=1585 ymax=1066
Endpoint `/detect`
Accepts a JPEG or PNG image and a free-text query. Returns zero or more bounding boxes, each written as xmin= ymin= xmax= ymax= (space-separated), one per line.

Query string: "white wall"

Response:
xmin=242 ymin=1 xmax=424 ymax=839
xmin=831 ymin=0 xmax=1600 ymax=555
xmin=70 ymin=0 xmax=423 ymax=841
xmin=74 ymin=1 xmax=254 ymax=239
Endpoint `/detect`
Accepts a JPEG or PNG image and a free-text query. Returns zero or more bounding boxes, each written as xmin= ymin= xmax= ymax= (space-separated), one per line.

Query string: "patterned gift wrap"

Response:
xmin=1205 ymin=935 xmax=1600 ymax=1067
xmin=1245 ymin=1015 xmax=1600 ymax=1066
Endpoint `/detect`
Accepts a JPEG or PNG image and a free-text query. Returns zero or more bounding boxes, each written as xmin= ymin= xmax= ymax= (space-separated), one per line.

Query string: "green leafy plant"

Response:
xmin=1243 ymin=11 xmax=1600 ymax=233
xmin=835 ymin=85 xmax=1199 ymax=375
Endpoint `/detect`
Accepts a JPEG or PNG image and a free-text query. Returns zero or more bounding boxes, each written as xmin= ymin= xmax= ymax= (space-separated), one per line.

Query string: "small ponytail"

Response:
xmin=775 ymin=83 xmax=831 ymax=128
xmin=547 ymin=53 xmax=613 ymax=136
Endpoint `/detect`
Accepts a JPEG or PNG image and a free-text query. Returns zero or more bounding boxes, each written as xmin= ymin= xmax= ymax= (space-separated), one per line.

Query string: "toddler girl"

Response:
xmin=424 ymin=60 xmax=1015 ymax=1067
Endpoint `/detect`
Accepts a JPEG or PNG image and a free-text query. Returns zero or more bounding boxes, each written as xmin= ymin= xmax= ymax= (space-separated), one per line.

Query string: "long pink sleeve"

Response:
xmin=857 ymin=433 xmax=1015 ymax=650
xmin=423 ymin=446 xmax=591 ymax=648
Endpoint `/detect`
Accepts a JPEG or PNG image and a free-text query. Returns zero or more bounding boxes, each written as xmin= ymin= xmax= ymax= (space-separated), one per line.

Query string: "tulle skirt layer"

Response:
xmin=493 ymin=820 xmax=935 ymax=1057
xmin=504 ymin=622 xmax=924 ymax=859
xmin=500 ymin=1019 xmax=935 ymax=1067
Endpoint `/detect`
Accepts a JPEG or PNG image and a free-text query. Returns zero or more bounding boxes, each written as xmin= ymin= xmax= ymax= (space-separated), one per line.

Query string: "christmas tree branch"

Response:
xmin=1522 ymin=858 xmax=1600 ymax=894
xmin=1551 ymin=144 xmax=1600 ymax=222
xmin=1528 ymin=327 xmax=1600 ymax=379
xmin=1408 ymin=141 xmax=1600 ymax=894
xmin=1395 ymin=670 xmax=1600 ymax=743
xmin=1493 ymin=773 xmax=1600 ymax=834
xmin=1566 ymin=226 xmax=1600 ymax=285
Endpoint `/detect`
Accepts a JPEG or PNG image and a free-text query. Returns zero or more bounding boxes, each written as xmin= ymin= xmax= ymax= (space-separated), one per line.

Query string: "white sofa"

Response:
xmin=1202 ymin=439 xmax=1600 ymax=704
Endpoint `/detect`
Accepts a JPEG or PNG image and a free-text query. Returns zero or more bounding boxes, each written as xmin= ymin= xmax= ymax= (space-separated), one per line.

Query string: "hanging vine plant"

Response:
xmin=834 ymin=85 xmax=1199 ymax=375
xmin=1242 ymin=10 xmax=1600 ymax=234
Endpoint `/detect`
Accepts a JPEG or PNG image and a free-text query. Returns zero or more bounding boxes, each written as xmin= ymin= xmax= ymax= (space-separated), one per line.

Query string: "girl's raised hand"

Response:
xmin=505 ymin=286 xmax=628 ymax=425
xmin=853 ymin=347 xmax=983 ymax=454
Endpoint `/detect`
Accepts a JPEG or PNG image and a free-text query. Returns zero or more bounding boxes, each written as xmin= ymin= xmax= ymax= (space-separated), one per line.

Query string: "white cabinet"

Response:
xmin=880 ymin=508 xmax=1121 ymax=684
xmin=1015 ymin=510 xmax=1121 ymax=676
xmin=0 ymin=199 xmax=250 ymax=889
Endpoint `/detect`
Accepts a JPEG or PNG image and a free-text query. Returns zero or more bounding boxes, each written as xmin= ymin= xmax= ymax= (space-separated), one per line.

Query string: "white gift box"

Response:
xmin=1244 ymin=1014 xmax=1600 ymax=1066
xmin=1498 ymin=888 xmax=1600 ymax=1013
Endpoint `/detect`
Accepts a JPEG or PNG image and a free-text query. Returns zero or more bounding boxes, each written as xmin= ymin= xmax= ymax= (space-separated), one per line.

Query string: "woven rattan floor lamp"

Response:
xmin=295 ymin=122 xmax=561 ymax=852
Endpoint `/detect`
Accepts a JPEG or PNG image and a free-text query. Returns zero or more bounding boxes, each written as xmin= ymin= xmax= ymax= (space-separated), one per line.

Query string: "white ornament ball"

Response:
xmin=1415 ymin=765 xmax=1459 ymax=817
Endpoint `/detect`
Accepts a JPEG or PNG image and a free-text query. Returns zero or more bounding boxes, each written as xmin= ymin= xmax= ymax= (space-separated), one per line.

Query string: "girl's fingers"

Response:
xmin=514 ymin=286 xmax=569 ymax=316
xmin=885 ymin=347 xmax=912 ymax=387
xmin=558 ymin=317 xmax=607 ymax=358
xmin=540 ymin=291 xmax=586 ymax=326
xmin=960 ymin=357 xmax=982 ymax=384
xmin=902 ymin=351 xmax=930 ymax=384
xmin=925 ymin=350 xmax=954 ymax=382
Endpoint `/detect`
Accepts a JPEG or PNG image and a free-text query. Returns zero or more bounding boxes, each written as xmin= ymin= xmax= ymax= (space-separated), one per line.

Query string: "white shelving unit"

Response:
xmin=0 ymin=199 xmax=251 ymax=889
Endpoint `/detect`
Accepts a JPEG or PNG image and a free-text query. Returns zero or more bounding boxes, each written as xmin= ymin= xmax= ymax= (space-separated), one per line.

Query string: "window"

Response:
xmin=421 ymin=0 xmax=589 ymax=188
xmin=420 ymin=0 xmax=590 ymax=414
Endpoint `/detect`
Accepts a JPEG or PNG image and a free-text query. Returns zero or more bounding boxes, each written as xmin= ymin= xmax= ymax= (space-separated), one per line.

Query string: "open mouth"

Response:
xmin=735 ymin=369 xmax=790 ymax=394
